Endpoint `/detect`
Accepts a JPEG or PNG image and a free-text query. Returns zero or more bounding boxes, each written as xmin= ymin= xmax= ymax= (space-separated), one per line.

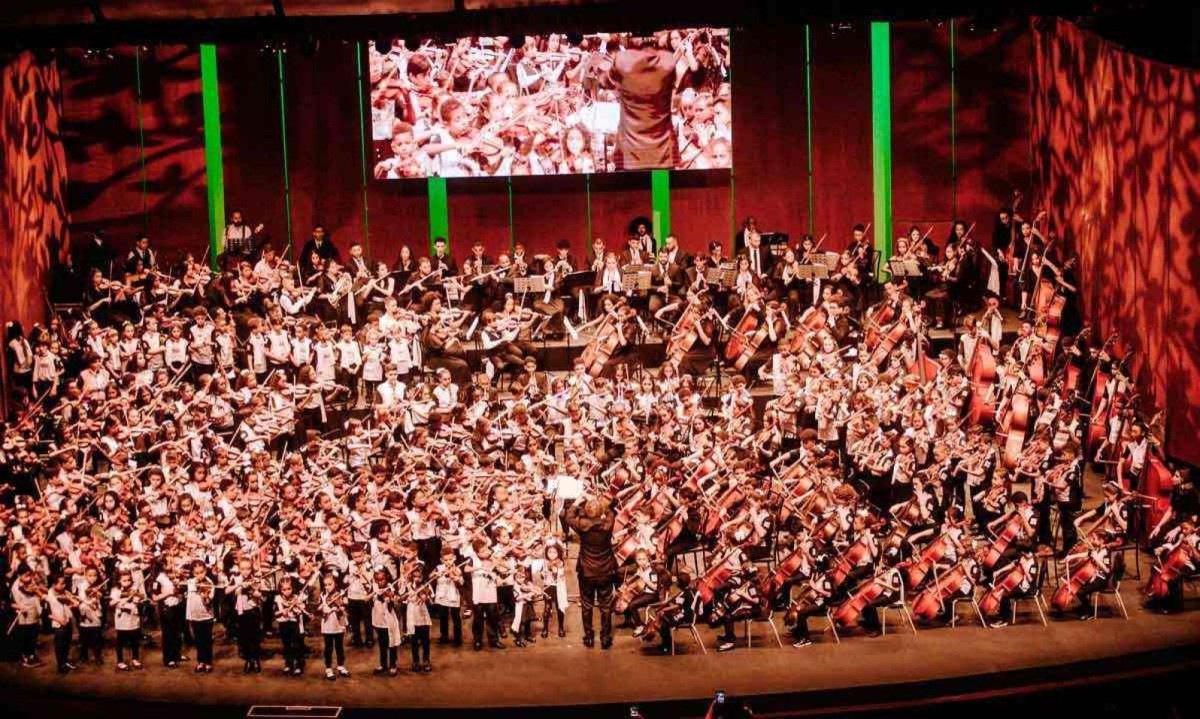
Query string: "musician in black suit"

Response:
xmin=740 ymin=232 xmax=773 ymax=280
xmin=431 ymin=236 xmax=458 ymax=277
xmin=125 ymin=235 xmax=157 ymax=275
xmin=300 ymin=225 xmax=340 ymax=277
xmin=734 ymin=216 xmax=759 ymax=253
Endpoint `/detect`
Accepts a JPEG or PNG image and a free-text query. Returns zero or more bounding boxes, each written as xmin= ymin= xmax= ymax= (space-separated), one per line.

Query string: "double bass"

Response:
xmin=1000 ymin=390 xmax=1032 ymax=470
xmin=1137 ymin=455 xmax=1174 ymax=545
xmin=965 ymin=335 xmax=999 ymax=425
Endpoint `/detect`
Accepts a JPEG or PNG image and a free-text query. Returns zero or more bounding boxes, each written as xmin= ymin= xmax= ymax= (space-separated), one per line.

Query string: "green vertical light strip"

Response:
xmin=354 ymin=43 xmax=370 ymax=253
xmin=134 ymin=48 xmax=148 ymax=234
xmin=804 ymin=25 xmax=815 ymax=234
xmin=200 ymin=44 xmax=226 ymax=270
xmin=869 ymin=22 xmax=894 ymax=278
xmin=276 ymin=49 xmax=294 ymax=260
xmin=427 ymin=177 xmax=449 ymax=251
xmin=949 ymin=19 xmax=958 ymax=217
xmin=650 ymin=169 xmax=670 ymax=246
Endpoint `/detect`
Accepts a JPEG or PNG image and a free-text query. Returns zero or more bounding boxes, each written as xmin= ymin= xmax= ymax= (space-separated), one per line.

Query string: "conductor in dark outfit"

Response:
xmin=608 ymin=38 xmax=679 ymax=170
xmin=562 ymin=496 xmax=618 ymax=648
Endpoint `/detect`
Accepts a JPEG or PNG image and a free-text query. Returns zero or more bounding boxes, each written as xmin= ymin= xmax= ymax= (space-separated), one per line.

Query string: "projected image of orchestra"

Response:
xmin=367 ymin=28 xmax=731 ymax=178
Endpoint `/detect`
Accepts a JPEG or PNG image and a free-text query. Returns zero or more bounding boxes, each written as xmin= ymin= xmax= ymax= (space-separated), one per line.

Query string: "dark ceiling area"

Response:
xmin=0 ymin=1 xmax=1196 ymax=67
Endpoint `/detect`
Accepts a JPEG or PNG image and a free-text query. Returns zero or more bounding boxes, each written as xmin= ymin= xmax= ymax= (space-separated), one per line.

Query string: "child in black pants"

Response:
xmin=275 ymin=578 xmax=305 ymax=676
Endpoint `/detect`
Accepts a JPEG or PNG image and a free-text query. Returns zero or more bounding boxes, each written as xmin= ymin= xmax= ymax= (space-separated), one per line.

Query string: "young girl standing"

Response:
xmin=318 ymin=573 xmax=351 ymax=680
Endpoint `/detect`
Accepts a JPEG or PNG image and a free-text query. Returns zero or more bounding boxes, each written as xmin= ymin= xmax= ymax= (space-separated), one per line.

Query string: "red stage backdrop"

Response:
xmin=1031 ymin=17 xmax=1200 ymax=465
xmin=0 ymin=51 xmax=70 ymax=332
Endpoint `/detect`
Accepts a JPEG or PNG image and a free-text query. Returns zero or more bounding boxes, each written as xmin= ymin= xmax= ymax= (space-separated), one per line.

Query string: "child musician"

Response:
xmin=468 ymin=539 xmax=504 ymax=651
xmin=318 ymin=573 xmax=351 ymax=680
xmin=11 ymin=569 xmax=44 ymax=668
xmin=405 ymin=564 xmax=434 ymax=672
xmin=232 ymin=557 xmax=264 ymax=673
xmin=111 ymin=571 xmax=145 ymax=670
xmin=76 ymin=566 xmax=104 ymax=664
xmin=540 ymin=543 xmax=568 ymax=639
xmin=370 ymin=568 xmax=402 ymax=676
xmin=185 ymin=559 xmax=216 ymax=673
xmin=46 ymin=574 xmax=78 ymax=674
xmin=152 ymin=564 xmax=185 ymax=668
xmin=275 ymin=577 xmax=307 ymax=676
xmin=433 ymin=549 xmax=464 ymax=646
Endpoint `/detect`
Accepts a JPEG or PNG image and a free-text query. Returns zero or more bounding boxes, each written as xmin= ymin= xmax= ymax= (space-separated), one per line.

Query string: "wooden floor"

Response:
xmin=1 ymin=564 xmax=1196 ymax=714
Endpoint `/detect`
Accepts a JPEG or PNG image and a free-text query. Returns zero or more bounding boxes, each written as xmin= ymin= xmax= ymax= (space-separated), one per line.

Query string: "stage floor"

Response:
xmin=2 ymin=573 xmax=1197 ymax=716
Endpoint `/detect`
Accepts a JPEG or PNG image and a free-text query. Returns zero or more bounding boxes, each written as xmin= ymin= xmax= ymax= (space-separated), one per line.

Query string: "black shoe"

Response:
xmin=489 ymin=640 xmax=506 ymax=649
xmin=437 ymin=637 xmax=450 ymax=645
xmin=523 ymin=635 xmax=536 ymax=644
xmin=540 ymin=630 xmax=549 ymax=639
xmin=412 ymin=662 xmax=421 ymax=672
xmin=558 ymin=629 xmax=566 ymax=638
xmin=473 ymin=642 xmax=483 ymax=651
xmin=601 ymin=637 xmax=613 ymax=650
xmin=421 ymin=662 xmax=432 ymax=673
xmin=583 ymin=636 xmax=595 ymax=647
xmin=513 ymin=638 xmax=527 ymax=648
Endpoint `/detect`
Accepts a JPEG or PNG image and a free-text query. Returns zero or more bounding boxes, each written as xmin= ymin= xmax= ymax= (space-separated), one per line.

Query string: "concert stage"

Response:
xmin=2 ymin=572 xmax=1196 ymax=719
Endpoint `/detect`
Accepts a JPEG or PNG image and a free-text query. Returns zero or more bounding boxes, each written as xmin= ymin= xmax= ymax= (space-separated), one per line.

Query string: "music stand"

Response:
xmin=512 ymin=275 xmax=546 ymax=295
xmin=888 ymin=258 xmax=923 ymax=278
xmin=796 ymin=264 xmax=829 ymax=281
xmin=622 ymin=270 xmax=653 ymax=294
xmin=821 ymin=252 xmax=842 ymax=271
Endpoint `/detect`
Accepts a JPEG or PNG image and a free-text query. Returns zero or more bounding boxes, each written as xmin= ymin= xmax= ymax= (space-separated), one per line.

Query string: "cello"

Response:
xmin=911 ymin=557 xmax=979 ymax=621
xmin=580 ymin=305 xmax=633 ymax=377
xmin=978 ymin=553 xmax=1039 ymax=617
xmin=1145 ymin=542 xmax=1198 ymax=600
xmin=727 ymin=301 xmax=785 ymax=372
xmin=831 ymin=568 xmax=902 ymax=629
xmin=1050 ymin=550 xmax=1103 ymax=612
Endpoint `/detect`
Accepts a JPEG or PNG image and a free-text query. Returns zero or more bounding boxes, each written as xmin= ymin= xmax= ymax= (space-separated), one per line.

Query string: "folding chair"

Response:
xmin=742 ymin=609 xmax=785 ymax=649
xmin=670 ymin=617 xmax=708 ymax=655
xmin=880 ymin=585 xmax=918 ymax=636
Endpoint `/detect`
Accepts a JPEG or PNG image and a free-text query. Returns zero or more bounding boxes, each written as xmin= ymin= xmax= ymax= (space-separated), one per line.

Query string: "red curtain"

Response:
xmin=1031 ymin=18 xmax=1200 ymax=465
xmin=1 ymin=52 xmax=69 ymax=331
xmin=730 ymin=24 xmax=810 ymax=248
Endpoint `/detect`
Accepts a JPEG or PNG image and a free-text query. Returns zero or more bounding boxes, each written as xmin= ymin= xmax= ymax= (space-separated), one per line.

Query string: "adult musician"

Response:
xmin=562 ymin=496 xmax=619 ymax=649
xmin=431 ymin=236 xmax=458 ymax=277
xmin=300 ymin=225 xmax=340 ymax=277
xmin=740 ymin=228 xmax=773 ymax=279
xmin=224 ymin=210 xmax=266 ymax=259
xmin=734 ymin=216 xmax=759 ymax=254
xmin=630 ymin=218 xmax=657 ymax=258
xmin=608 ymin=38 xmax=678 ymax=171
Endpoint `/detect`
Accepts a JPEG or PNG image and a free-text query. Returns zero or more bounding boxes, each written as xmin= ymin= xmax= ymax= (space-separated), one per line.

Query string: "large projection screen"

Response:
xmin=367 ymin=29 xmax=731 ymax=179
